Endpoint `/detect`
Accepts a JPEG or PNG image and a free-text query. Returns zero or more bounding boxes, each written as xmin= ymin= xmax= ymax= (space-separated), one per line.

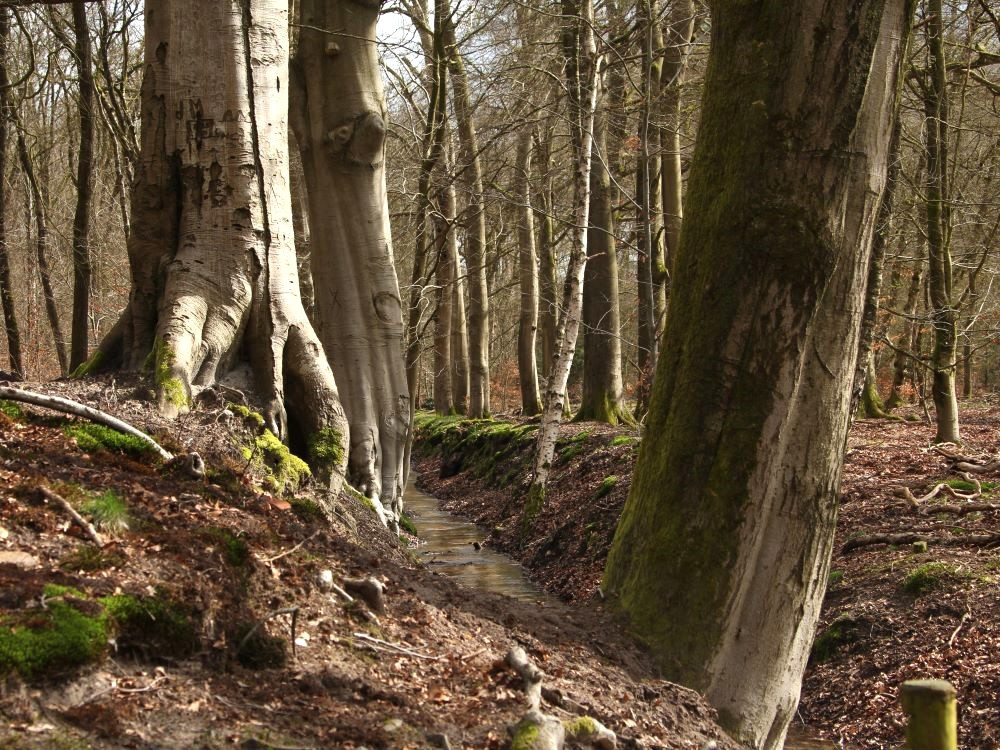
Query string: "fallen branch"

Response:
xmin=931 ymin=445 xmax=1000 ymax=474
xmin=843 ymin=532 xmax=1000 ymax=553
xmin=506 ymin=646 xmax=544 ymax=710
xmin=0 ymin=386 xmax=173 ymax=461
xmin=261 ymin=531 xmax=319 ymax=564
xmin=39 ymin=487 xmax=103 ymax=546
xmin=351 ymin=632 xmax=439 ymax=660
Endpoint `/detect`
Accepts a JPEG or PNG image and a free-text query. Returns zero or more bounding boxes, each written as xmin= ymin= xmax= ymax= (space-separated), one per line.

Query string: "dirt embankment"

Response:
xmin=413 ymin=410 xmax=1000 ymax=749
xmin=0 ymin=377 xmax=734 ymax=749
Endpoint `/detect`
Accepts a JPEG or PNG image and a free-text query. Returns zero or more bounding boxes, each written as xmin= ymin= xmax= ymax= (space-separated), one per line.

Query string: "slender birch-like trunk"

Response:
xmin=0 ymin=10 xmax=22 ymax=377
xmin=515 ymin=130 xmax=542 ymax=416
xmin=525 ymin=0 xmax=601 ymax=519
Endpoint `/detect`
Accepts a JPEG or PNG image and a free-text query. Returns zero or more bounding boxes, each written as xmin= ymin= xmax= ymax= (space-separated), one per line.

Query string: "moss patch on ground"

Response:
xmin=65 ymin=423 xmax=156 ymax=459
xmin=902 ymin=561 xmax=970 ymax=595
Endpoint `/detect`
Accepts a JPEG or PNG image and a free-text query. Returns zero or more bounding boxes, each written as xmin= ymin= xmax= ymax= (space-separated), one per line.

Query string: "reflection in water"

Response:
xmin=404 ymin=478 xmax=549 ymax=602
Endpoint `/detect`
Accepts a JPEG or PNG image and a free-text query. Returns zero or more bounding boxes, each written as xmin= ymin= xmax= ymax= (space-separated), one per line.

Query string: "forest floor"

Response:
xmin=413 ymin=403 xmax=1000 ymax=750
xmin=0 ymin=376 xmax=735 ymax=750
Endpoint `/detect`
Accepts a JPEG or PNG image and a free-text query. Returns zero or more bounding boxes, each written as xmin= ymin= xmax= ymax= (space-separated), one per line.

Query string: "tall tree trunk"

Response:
xmin=603 ymin=3 xmax=913 ymax=747
xmin=525 ymin=0 xmax=600 ymax=518
xmin=291 ymin=0 xmax=409 ymax=523
xmin=0 ymin=10 xmax=22 ymax=378
xmin=70 ymin=0 xmax=95 ymax=370
xmin=515 ymin=130 xmax=542 ymax=416
xmin=534 ymin=130 xmax=558 ymax=378
xmin=16 ymin=127 xmax=67 ymax=375
xmin=444 ymin=131 xmax=470 ymax=414
xmin=432 ymin=182 xmax=454 ymax=415
xmin=577 ymin=99 xmax=627 ymax=424
xmin=89 ymin=0 xmax=350 ymax=502
xmin=924 ymin=0 xmax=960 ymax=443
xmin=635 ymin=0 xmax=663 ymax=383
xmin=442 ymin=1 xmax=489 ymax=417
xmin=659 ymin=0 xmax=694 ymax=278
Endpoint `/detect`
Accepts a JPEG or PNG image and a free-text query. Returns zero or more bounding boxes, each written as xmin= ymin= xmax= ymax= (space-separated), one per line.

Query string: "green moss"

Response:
xmin=0 ymin=589 xmax=107 ymax=680
xmin=79 ymin=491 xmax=130 ymax=532
xmin=307 ymin=427 xmax=345 ymax=467
xmin=827 ymin=569 xmax=844 ymax=587
xmin=241 ymin=429 xmax=311 ymax=494
xmin=99 ymin=594 xmax=198 ymax=658
xmin=943 ymin=478 xmax=998 ymax=493
xmin=229 ymin=403 xmax=265 ymax=429
xmin=810 ymin=613 xmax=864 ymax=664
xmin=510 ymin=720 xmax=541 ymax=750
xmin=65 ymin=423 xmax=155 ymax=459
xmin=595 ymin=475 xmax=619 ymax=499
xmin=523 ymin=483 xmax=545 ymax=531
xmin=0 ymin=399 xmax=24 ymax=420
xmin=399 ymin=512 xmax=418 ymax=536
xmin=69 ymin=350 xmax=104 ymax=379
xmin=202 ymin=527 xmax=250 ymax=566
xmin=562 ymin=716 xmax=598 ymax=738
xmin=150 ymin=338 xmax=189 ymax=409
xmin=610 ymin=435 xmax=640 ymax=448
xmin=290 ymin=497 xmax=326 ymax=522
xmin=902 ymin=562 xmax=968 ymax=595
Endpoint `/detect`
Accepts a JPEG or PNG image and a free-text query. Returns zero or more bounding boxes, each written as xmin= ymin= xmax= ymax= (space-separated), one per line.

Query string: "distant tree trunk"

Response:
xmin=577 ymin=100 xmax=627 ymax=424
xmin=16 ymin=128 xmax=67 ymax=375
xmin=886 ymin=262 xmax=923 ymax=409
xmin=291 ymin=0 xmax=408 ymax=522
xmin=442 ymin=0 xmax=489 ymax=417
xmin=635 ymin=0 xmax=663 ymax=384
xmin=924 ymin=0 xmax=959 ymax=443
xmin=70 ymin=0 xmax=95 ymax=370
xmin=515 ymin=130 xmax=542 ymax=416
xmin=659 ymin=0 xmax=694 ymax=278
xmin=445 ymin=144 xmax=470 ymax=414
xmin=534 ymin=130 xmax=558 ymax=378
xmin=603 ymin=2 xmax=913 ymax=747
xmin=0 ymin=10 xmax=23 ymax=377
xmin=289 ymin=140 xmax=314 ymax=320
xmin=432 ymin=184 xmax=454 ymax=415
xmin=525 ymin=0 xmax=600 ymax=517
xmin=84 ymin=0 xmax=350 ymax=507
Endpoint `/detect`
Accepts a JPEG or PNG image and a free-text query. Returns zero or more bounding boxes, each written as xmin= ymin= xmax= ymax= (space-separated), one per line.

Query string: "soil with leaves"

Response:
xmin=0 ymin=376 xmax=735 ymax=750
xmin=413 ymin=406 xmax=1000 ymax=749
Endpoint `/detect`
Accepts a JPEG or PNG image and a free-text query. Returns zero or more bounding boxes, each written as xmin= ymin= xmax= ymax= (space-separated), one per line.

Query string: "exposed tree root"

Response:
xmin=0 ymin=385 xmax=173 ymax=461
xmin=504 ymin=646 xmax=617 ymax=749
xmin=843 ymin=532 xmax=1000 ymax=553
xmin=931 ymin=444 xmax=1000 ymax=474
xmin=343 ymin=576 xmax=385 ymax=614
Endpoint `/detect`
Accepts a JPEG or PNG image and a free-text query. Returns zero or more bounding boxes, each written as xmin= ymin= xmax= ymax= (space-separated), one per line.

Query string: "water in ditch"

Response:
xmin=404 ymin=476 xmax=837 ymax=748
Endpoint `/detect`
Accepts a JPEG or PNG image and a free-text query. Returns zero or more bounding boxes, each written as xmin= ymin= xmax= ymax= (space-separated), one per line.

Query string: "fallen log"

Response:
xmin=843 ymin=532 xmax=1000 ymax=553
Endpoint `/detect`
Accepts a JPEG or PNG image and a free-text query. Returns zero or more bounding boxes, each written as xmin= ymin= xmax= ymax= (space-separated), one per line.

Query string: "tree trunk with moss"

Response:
xmin=291 ymin=0 xmax=409 ymax=523
xmin=603 ymin=2 xmax=913 ymax=748
xmin=886 ymin=262 xmax=923 ymax=409
xmin=87 ymin=0 xmax=350 ymax=502
xmin=577 ymin=101 xmax=627 ymax=424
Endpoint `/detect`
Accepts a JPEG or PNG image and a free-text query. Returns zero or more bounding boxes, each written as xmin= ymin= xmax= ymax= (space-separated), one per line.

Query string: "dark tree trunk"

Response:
xmin=0 ymin=10 xmax=22 ymax=377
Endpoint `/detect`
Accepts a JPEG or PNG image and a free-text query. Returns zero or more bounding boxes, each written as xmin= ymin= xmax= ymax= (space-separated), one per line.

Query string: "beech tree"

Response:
xmin=86 ymin=0 xmax=353 ymax=503
xmin=603 ymin=2 xmax=915 ymax=748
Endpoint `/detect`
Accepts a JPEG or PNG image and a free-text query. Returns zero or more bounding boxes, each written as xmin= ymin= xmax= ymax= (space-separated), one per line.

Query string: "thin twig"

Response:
xmin=40 ymin=487 xmax=103 ymax=546
xmin=351 ymin=632 xmax=440 ymax=660
xmin=261 ymin=531 xmax=319 ymax=564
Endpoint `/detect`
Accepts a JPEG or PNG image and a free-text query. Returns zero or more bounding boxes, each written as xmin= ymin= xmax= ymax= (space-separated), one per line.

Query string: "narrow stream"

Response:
xmin=404 ymin=476 xmax=837 ymax=749
xmin=404 ymin=478 xmax=550 ymax=603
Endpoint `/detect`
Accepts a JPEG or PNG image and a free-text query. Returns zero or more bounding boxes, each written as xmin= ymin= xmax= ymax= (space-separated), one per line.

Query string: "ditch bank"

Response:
xmin=412 ymin=410 xmax=1000 ymax=749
